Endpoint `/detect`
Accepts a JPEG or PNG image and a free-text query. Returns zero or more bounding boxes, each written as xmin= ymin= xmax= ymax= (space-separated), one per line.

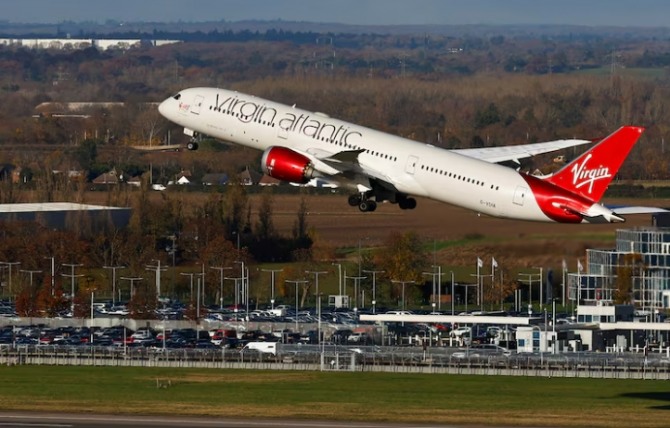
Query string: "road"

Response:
xmin=0 ymin=412 xmax=537 ymax=428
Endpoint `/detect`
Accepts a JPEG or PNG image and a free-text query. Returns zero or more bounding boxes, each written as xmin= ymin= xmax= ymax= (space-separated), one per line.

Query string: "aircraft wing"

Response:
xmin=452 ymin=138 xmax=593 ymax=164
xmin=301 ymin=147 xmax=396 ymax=191
xmin=304 ymin=147 xmax=362 ymax=174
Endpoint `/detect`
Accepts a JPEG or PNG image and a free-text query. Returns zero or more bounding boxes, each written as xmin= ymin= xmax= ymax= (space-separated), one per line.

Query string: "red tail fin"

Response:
xmin=545 ymin=126 xmax=644 ymax=202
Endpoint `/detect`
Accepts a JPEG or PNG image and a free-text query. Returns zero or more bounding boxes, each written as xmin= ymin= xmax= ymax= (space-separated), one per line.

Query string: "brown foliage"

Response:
xmin=374 ymin=231 xmax=428 ymax=301
xmin=36 ymin=279 xmax=68 ymax=317
xmin=376 ymin=231 xmax=427 ymax=283
xmin=128 ymin=283 xmax=158 ymax=320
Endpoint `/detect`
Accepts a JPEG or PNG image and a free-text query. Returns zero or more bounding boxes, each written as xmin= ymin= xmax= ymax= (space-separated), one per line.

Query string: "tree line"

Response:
xmin=0 ymin=35 xmax=668 ymax=183
xmin=0 ymin=25 xmax=668 ymax=316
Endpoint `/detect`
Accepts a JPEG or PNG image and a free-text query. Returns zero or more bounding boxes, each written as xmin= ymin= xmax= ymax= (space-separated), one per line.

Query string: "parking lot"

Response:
xmin=0 ymin=315 xmax=669 ymax=380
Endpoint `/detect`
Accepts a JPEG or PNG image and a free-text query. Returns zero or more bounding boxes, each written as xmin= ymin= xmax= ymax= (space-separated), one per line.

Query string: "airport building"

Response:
xmin=0 ymin=202 xmax=131 ymax=232
xmin=0 ymin=38 xmax=181 ymax=50
xmin=568 ymin=227 xmax=670 ymax=311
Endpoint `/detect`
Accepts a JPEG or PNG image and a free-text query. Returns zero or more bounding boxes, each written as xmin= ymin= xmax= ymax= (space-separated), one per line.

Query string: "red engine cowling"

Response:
xmin=261 ymin=146 xmax=315 ymax=184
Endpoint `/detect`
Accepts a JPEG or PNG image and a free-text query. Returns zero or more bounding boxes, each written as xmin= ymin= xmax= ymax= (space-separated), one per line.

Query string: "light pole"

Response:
xmin=224 ymin=276 xmax=242 ymax=318
xmin=90 ymin=289 xmax=95 ymax=321
xmin=44 ymin=256 xmax=55 ymax=296
xmin=518 ymin=268 xmax=542 ymax=312
xmin=200 ymin=262 xmax=206 ymax=308
xmin=103 ymin=265 xmax=125 ymax=307
xmin=450 ymin=270 xmax=455 ymax=315
xmin=285 ymin=279 xmax=308 ymax=332
xmin=423 ymin=267 xmax=443 ymax=312
xmin=146 ymin=260 xmax=167 ymax=300
xmin=561 ymin=260 xmax=567 ymax=308
xmin=305 ymin=270 xmax=328 ymax=307
xmin=344 ymin=274 xmax=366 ymax=309
xmin=260 ymin=268 xmax=283 ymax=309
xmin=317 ymin=292 xmax=323 ymax=345
xmin=20 ymin=269 xmax=41 ymax=318
xmin=363 ymin=269 xmax=384 ymax=314
xmin=211 ymin=266 xmax=232 ymax=309
xmin=20 ymin=269 xmax=42 ymax=289
xmin=436 ymin=265 xmax=443 ymax=311
xmin=234 ymin=261 xmax=245 ymax=309
xmin=196 ymin=276 xmax=202 ymax=323
xmin=233 ymin=230 xmax=241 ymax=254
xmin=533 ymin=266 xmax=544 ymax=306
xmin=62 ymin=263 xmax=83 ymax=315
xmin=391 ymin=280 xmax=415 ymax=312
xmin=0 ymin=261 xmax=20 ymax=298
xmin=0 ymin=265 xmax=6 ymax=298
xmin=90 ymin=288 xmax=97 ymax=344
xmin=180 ymin=272 xmax=198 ymax=302
xmin=331 ymin=262 xmax=343 ymax=295
xmin=552 ymin=298 xmax=557 ymax=354
xmin=120 ymin=276 xmax=143 ymax=300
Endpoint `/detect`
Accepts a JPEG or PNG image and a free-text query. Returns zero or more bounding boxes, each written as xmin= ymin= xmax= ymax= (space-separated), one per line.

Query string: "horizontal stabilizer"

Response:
xmin=608 ymin=206 xmax=670 ymax=215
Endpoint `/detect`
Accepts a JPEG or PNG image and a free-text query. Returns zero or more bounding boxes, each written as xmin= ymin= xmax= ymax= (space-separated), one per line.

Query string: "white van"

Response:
xmin=242 ymin=341 xmax=279 ymax=355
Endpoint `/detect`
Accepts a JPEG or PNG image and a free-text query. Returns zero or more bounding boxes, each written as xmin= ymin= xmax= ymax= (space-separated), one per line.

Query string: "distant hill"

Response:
xmin=1 ymin=20 xmax=670 ymax=39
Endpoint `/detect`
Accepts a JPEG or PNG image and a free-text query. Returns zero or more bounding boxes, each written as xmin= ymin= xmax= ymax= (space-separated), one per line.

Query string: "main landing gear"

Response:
xmin=397 ymin=196 xmax=417 ymax=210
xmin=347 ymin=193 xmax=417 ymax=212
xmin=348 ymin=194 xmax=377 ymax=212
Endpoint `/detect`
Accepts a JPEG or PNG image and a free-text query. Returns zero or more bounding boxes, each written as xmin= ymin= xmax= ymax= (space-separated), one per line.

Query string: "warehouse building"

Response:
xmin=0 ymin=202 xmax=131 ymax=232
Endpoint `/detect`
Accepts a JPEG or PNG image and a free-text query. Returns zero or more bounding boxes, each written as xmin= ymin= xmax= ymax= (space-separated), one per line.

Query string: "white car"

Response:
xmin=347 ymin=332 xmax=367 ymax=343
xmin=450 ymin=326 xmax=471 ymax=338
xmin=385 ymin=310 xmax=413 ymax=316
xmin=107 ymin=306 xmax=129 ymax=316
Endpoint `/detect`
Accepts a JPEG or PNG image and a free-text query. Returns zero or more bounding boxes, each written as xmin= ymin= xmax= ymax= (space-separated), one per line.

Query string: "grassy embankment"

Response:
xmin=1 ymin=366 xmax=669 ymax=427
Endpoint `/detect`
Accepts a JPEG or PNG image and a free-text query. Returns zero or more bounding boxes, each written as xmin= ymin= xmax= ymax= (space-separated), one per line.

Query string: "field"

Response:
xmin=1 ymin=366 xmax=669 ymax=427
xmin=81 ymin=189 xmax=667 ymax=271
xmin=264 ymin=193 xmax=660 ymax=243
xmin=231 ymin=192 xmax=663 ymax=266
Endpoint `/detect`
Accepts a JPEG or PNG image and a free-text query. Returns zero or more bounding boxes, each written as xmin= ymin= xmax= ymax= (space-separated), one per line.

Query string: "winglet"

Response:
xmin=545 ymin=126 xmax=644 ymax=202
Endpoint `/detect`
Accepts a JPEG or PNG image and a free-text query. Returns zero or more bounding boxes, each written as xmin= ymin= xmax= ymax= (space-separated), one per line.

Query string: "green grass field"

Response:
xmin=1 ymin=366 xmax=669 ymax=427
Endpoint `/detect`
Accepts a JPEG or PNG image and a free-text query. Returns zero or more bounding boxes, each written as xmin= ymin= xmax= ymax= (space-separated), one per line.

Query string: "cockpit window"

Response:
xmin=172 ymin=93 xmax=181 ymax=100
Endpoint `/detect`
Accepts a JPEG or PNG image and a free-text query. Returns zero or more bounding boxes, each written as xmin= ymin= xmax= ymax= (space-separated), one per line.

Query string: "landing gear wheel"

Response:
xmin=186 ymin=141 xmax=199 ymax=151
xmin=358 ymin=200 xmax=377 ymax=212
xmin=406 ymin=198 xmax=416 ymax=209
xmin=399 ymin=197 xmax=417 ymax=210
xmin=348 ymin=194 xmax=362 ymax=207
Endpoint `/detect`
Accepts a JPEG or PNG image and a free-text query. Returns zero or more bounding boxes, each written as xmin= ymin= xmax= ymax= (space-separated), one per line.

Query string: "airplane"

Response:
xmin=158 ymin=87 xmax=665 ymax=223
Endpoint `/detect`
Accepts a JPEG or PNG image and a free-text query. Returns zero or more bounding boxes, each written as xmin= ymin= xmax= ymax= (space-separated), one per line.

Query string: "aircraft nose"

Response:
xmin=158 ymin=97 xmax=171 ymax=118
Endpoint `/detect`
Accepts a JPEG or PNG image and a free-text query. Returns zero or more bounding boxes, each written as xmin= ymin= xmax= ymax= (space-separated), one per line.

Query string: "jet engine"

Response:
xmin=261 ymin=146 xmax=315 ymax=184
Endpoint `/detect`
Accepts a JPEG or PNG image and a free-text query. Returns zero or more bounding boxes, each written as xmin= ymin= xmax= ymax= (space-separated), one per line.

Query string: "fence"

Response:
xmin=2 ymin=344 xmax=669 ymax=380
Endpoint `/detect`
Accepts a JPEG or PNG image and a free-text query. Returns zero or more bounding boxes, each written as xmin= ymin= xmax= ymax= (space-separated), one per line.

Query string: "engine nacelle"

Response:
xmin=261 ymin=146 xmax=315 ymax=184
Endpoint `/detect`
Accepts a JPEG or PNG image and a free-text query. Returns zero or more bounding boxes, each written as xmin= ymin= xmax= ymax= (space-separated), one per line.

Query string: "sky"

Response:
xmin=3 ymin=0 xmax=670 ymax=27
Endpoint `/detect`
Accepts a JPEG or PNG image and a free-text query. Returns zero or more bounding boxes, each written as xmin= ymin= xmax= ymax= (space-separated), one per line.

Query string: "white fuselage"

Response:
xmin=159 ymin=88 xmax=552 ymax=221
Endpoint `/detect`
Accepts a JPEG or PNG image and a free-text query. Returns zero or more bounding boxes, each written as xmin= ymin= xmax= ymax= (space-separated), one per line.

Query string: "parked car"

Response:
xmin=450 ymin=326 xmax=471 ymax=338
